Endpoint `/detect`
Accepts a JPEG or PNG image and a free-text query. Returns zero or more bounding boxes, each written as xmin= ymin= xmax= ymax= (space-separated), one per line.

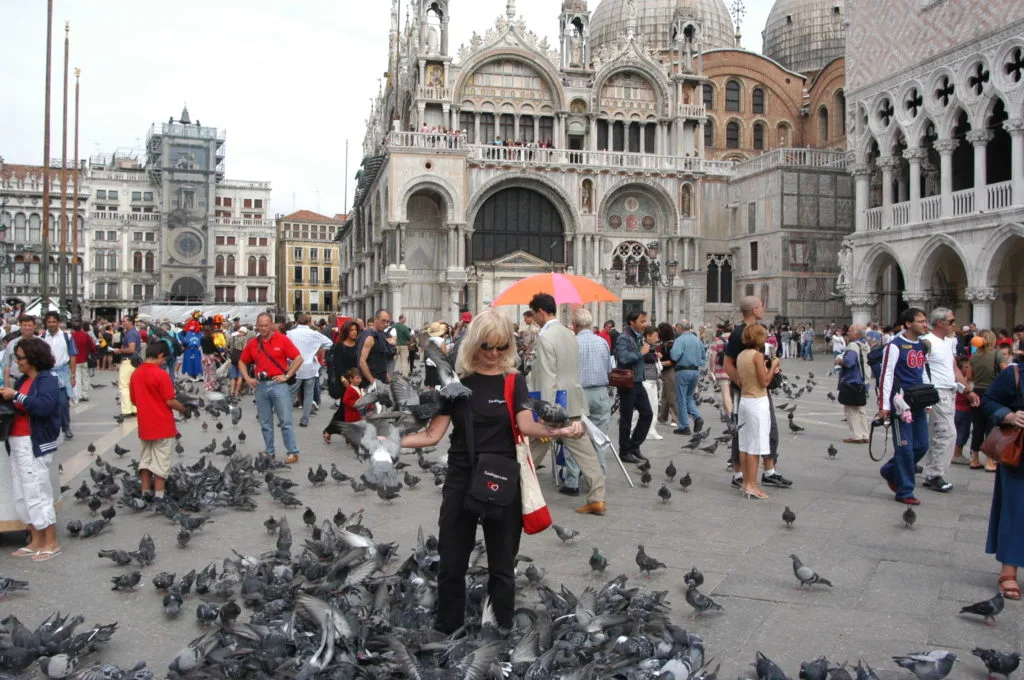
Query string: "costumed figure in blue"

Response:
xmin=181 ymin=314 xmax=204 ymax=379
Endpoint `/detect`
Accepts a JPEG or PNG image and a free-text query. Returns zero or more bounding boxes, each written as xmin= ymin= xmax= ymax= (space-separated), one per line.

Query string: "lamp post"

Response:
xmin=642 ymin=241 xmax=677 ymax=324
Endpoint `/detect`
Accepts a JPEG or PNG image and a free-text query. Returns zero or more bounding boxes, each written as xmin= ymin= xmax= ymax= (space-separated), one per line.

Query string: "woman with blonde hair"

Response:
xmin=736 ymin=323 xmax=780 ymax=499
xmin=968 ymin=329 xmax=1008 ymax=471
xmin=401 ymin=309 xmax=583 ymax=634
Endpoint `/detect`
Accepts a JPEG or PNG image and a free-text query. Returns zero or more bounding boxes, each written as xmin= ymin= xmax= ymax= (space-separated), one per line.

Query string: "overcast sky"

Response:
xmin=1 ymin=0 xmax=773 ymax=218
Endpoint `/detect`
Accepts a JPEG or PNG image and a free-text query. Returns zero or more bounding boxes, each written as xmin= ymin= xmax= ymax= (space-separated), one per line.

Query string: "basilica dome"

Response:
xmin=589 ymin=0 xmax=736 ymax=56
xmin=762 ymin=0 xmax=846 ymax=75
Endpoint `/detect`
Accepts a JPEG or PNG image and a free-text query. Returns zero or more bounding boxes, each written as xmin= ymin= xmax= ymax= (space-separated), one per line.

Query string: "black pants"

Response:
xmin=436 ymin=466 xmax=523 ymax=634
xmin=970 ymin=388 xmax=991 ymax=452
xmin=618 ymin=382 xmax=653 ymax=455
xmin=731 ymin=386 xmax=779 ymax=468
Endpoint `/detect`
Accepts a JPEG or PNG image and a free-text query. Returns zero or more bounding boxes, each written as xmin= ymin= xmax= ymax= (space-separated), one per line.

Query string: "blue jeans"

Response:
xmin=802 ymin=341 xmax=814 ymax=360
xmin=290 ymin=377 xmax=317 ymax=426
xmin=255 ymin=381 xmax=298 ymax=456
xmin=674 ymin=369 xmax=702 ymax=428
xmin=52 ymin=364 xmax=72 ymax=434
xmin=880 ymin=410 xmax=929 ymax=500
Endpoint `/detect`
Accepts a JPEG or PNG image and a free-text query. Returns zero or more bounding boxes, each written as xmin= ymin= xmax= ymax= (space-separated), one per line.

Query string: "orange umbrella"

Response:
xmin=491 ymin=273 xmax=620 ymax=307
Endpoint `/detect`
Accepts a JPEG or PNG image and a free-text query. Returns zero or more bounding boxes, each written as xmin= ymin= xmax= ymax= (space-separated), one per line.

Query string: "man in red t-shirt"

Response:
xmin=71 ymin=321 xmax=97 ymax=402
xmin=238 ymin=313 xmax=303 ymax=464
xmin=130 ymin=343 xmax=186 ymax=498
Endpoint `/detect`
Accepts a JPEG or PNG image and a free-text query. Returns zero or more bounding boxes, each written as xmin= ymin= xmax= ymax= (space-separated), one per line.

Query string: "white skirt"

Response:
xmin=737 ymin=395 xmax=771 ymax=456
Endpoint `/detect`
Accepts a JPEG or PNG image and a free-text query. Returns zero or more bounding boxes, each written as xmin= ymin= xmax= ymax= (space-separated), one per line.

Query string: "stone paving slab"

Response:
xmin=0 ymin=357 xmax=1021 ymax=678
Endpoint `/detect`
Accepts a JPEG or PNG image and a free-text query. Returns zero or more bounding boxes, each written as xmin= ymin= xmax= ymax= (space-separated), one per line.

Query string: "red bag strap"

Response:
xmin=504 ymin=374 xmax=524 ymax=444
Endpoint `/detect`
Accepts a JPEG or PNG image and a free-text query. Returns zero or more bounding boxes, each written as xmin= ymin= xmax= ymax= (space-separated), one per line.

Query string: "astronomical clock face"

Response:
xmin=173 ymin=231 xmax=204 ymax=261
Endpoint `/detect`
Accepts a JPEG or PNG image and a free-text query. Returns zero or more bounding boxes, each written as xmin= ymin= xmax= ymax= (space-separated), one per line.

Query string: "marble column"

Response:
xmin=593 ymin=235 xmax=600 ymax=275
xmin=967 ymin=129 xmax=993 ymax=211
xmin=966 ymin=287 xmax=999 ymax=330
xmin=639 ymin=124 xmax=646 ymax=156
xmin=934 ymin=138 xmax=959 ymax=218
xmin=852 ymin=164 xmax=872 ymax=231
xmin=878 ymin=155 xmax=899 ymax=229
xmin=442 ymin=105 xmax=450 ymax=131
xmin=696 ymin=121 xmax=705 ymax=157
xmin=474 ymin=113 xmax=481 ymax=144
xmin=513 ymin=114 xmax=520 ymax=142
xmin=573 ymin=235 xmax=582 ymax=274
xmin=904 ymin=148 xmax=927 ymax=223
xmin=902 ymin=291 xmax=931 ymax=311
xmin=446 ymin=224 xmax=458 ymax=269
xmin=1006 ymin=118 xmax=1024 ymax=205
xmin=589 ymin=116 xmax=598 ymax=152
xmin=457 ymin=226 xmax=468 ymax=268
xmin=846 ymin=294 xmax=879 ymax=327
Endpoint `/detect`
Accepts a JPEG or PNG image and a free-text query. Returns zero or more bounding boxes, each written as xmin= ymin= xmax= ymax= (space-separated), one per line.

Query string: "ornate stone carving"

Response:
xmin=933 ymin=138 xmax=960 ymax=154
xmin=965 ymin=287 xmax=999 ymax=302
xmin=850 ymin=164 xmax=873 ymax=177
xmin=1002 ymin=118 xmax=1024 ymax=136
xmin=965 ymin=129 xmax=994 ymax=146
xmin=846 ymin=294 xmax=879 ymax=307
xmin=902 ymin=147 xmax=928 ymax=163
xmin=876 ymin=155 xmax=902 ymax=171
xmin=901 ymin=291 xmax=930 ymax=305
xmin=836 ymin=240 xmax=853 ymax=290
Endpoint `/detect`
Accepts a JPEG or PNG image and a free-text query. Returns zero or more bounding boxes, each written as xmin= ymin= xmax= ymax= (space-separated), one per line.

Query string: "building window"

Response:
xmin=132 ymin=191 xmax=142 ymax=201
xmin=748 ymin=202 xmax=757 ymax=234
xmin=753 ymin=122 xmax=765 ymax=150
xmin=726 ymin=121 xmax=740 ymax=148
xmin=132 ymin=284 xmax=144 ymax=300
xmin=215 ymin=236 xmax=224 ymax=245
xmin=246 ymin=286 xmax=268 ymax=303
xmin=95 ymin=230 xmax=105 ymax=241
xmin=258 ymin=256 xmax=268 ymax=277
xmin=725 ymin=81 xmax=740 ymax=112
xmin=310 ymin=267 xmax=319 ymax=284
xmin=259 ymin=237 xmax=268 ymax=246
xmin=324 ymin=268 xmax=333 ymax=284
xmin=223 ymin=197 xmax=232 ymax=207
xmin=293 ymin=265 xmax=303 ymax=283
xmin=215 ymin=286 xmax=236 ymax=303
xmin=702 ymin=83 xmax=713 ymax=110
xmin=293 ymin=290 xmax=303 ymax=311
xmin=324 ymin=291 xmax=333 ymax=311
xmin=96 ymin=190 xmax=106 ymax=199
xmin=248 ymin=236 xmax=257 ymax=246
xmin=107 ymin=230 xmax=116 ymax=240
xmin=750 ymin=241 xmax=759 ymax=272
xmin=145 ymin=252 xmax=154 ymax=272
xmin=144 ymin=191 xmax=153 ymax=201
xmin=323 ymin=249 xmax=332 ymax=262
xmin=752 ymin=87 xmax=765 ymax=114
xmin=310 ymin=248 xmax=318 ymax=260
xmin=705 ymin=254 xmax=733 ymax=304
xmin=704 ymin=120 xmax=714 ymax=147
xmin=818 ymin=106 xmax=829 ymax=143
xmin=254 ymin=199 xmax=263 ymax=209
xmin=294 ymin=247 xmax=303 ymax=260
xmin=226 ymin=254 xmax=235 ymax=276
xmin=248 ymin=256 xmax=257 ymax=276
xmin=133 ymin=231 xmax=143 ymax=242
xmin=243 ymin=198 xmax=252 ymax=209
xmin=133 ymin=251 xmax=143 ymax=272
xmin=215 ymin=255 xmax=224 ymax=276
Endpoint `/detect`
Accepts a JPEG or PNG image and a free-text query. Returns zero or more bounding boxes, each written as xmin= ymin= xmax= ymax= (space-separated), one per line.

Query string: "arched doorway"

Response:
xmin=866 ymin=250 xmax=906 ymax=325
xmin=918 ymin=242 xmax=969 ymax=320
xmin=169 ymin=276 xmax=204 ymax=303
xmin=404 ymin=188 xmax=449 ymax=327
xmin=472 ymin=187 xmax=565 ymax=264
xmin=991 ymin=235 xmax=1024 ymax=329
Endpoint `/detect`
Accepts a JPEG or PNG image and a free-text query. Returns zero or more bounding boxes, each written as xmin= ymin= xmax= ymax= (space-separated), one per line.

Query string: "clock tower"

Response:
xmin=145 ymin=105 xmax=225 ymax=302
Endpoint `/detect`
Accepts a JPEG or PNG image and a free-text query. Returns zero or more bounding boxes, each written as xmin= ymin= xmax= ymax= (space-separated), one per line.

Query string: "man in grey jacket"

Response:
xmin=527 ymin=294 xmax=607 ymax=516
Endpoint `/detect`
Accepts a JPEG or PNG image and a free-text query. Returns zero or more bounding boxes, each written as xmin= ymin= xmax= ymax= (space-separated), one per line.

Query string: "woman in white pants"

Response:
xmin=736 ymin=324 xmax=780 ymax=499
xmin=635 ymin=326 xmax=664 ymax=440
xmin=1 ymin=337 xmax=63 ymax=561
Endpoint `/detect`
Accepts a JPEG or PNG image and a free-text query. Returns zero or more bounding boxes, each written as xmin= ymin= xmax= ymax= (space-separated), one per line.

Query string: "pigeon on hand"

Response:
xmin=891 ymin=651 xmax=958 ymax=680
xmin=552 ymin=524 xmax=579 ymax=543
xmin=589 ymin=547 xmax=608 ymax=573
xmin=685 ymin=582 xmax=723 ymax=616
xmin=827 ymin=444 xmax=837 ymax=459
xmin=782 ymin=506 xmax=796 ymax=528
xmin=970 ymin=648 xmax=1021 ymax=680
xmin=658 ymin=484 xmax=672 ymax=503
xmin=790 ymin=554 xmax=833 ymax=589
xmin=959 ymin=593 xmax=1004 ymax=626
xmin=903 ymin=506 xmax=917 ymax=528
xmin=521 ymin=397 xmax=571 ymax=426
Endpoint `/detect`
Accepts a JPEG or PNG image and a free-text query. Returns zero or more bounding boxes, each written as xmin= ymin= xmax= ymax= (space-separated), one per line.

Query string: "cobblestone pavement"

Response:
xmin=1 ymin=356 xmax=1021 ymax=678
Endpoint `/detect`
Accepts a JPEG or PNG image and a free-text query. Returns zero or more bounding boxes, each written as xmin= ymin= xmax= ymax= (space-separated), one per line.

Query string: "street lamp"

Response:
xmin=643 ymin=240 xmax=677 ymax=323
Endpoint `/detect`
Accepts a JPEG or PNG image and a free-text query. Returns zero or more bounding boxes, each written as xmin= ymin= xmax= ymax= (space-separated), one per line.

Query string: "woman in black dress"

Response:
xmin=323 ymin=321 xmax=361 ymax=444
xmin=400 ymin=310 xmax=583 ymax=633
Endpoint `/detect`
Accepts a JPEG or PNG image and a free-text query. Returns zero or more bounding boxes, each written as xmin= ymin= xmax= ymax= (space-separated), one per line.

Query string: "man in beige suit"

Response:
xmin=526 ymin=294 xmax=608 ymax=515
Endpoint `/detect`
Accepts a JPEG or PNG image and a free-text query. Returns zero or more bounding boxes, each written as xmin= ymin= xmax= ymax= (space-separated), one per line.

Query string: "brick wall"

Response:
xmin=846 ymin=0 xmax=1024 ymax=94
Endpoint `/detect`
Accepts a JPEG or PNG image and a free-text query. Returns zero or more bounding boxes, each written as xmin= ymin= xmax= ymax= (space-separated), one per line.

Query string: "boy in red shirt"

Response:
xmin=130 ymin=343 xmax=187 ymax=498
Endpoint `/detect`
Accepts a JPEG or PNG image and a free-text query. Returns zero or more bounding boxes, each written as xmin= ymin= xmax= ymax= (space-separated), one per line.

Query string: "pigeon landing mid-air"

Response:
xmin=790 ymin=554 xmax=833 ymax=589
xmin=782 ymin=506 xmax=796 ymax=528
xmin=959 ymin=593 xmax=1004 ymax=625
xmin=971 ymin=648 xmax=1021 ymax=680
xmin=891 ymin=651 xmax=958 ymax=680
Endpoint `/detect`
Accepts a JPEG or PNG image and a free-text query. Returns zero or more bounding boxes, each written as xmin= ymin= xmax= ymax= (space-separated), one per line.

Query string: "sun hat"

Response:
xmin=427 ymin=322 xmax=445 ymax=337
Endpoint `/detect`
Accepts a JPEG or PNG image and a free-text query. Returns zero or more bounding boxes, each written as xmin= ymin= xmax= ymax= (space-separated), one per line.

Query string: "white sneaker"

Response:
xmin=646 ymin=431 xmax=664 ymax=441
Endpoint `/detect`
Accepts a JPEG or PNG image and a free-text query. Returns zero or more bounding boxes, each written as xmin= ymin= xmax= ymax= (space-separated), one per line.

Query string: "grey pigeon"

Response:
xmin=163 ymin=587 xmax=184 ymax=616
xmin=854 ymin=660 xmax=882 ymax=680
xmin=754 ymin=651 xmax=791 ymax=680
xmin=110 ymin=571 xmax=142 ymax=591
xmin=685 ymin=582 xmax=723 ymax=616
xmin=827 ymin=443 xmax=837 ymax=458
xmin=521 ymin=397 xmax=570 ymax=425
xmin=903 ymin=506 xmax=916 ymax=528
xmin=790 ymin=553 xmax=833 ymax=589
xmin=684 ymin=566 xmax=704 ymax=587
xmin=97 ymin=549 xmax=133 ymax=566
xmin=665 ymin=460 xmax=677 ymax=480
xmin=38 ymin=654 xmax=77 ymax=679
xmin=589 ymin=547 xmax=608 ymax=573
xmin=658 ymin=484 xmax=672 ymax=503
xmin=971 ymin=648 xmax=1021 ymax=680
xmin=167 ymin=632 xmax=220 ymax=674
xmin=891 ymin=651 xmax=958 ymax=680
xmin=0 ymin=577 xmax=29 ymax=599
xmin=152 ymin=571 xmax=176 ymax=591
xmin=782 ymin=506 xmax=796 ymax=528
xmin=800 ymin=657 xmax=829 ymax=680
xmin=552 ymin=524 xmax=579 ymax=543
xmin=959 ymin=592 xmax=1004 ymax=625
xmin=679 ymin=472 xmax=692 ymax=491
xmin=636 ymin=544 xmax=667 ymax=576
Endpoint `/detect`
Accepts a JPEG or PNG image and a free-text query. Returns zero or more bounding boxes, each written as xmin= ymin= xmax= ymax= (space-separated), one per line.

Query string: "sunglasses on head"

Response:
xmin=480 ymin=342 xmax=510 ymax=352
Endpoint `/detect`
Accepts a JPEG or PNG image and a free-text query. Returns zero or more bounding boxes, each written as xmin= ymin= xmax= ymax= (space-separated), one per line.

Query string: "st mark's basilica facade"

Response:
xmin=338 ymin=0 xmax=852 ymax=328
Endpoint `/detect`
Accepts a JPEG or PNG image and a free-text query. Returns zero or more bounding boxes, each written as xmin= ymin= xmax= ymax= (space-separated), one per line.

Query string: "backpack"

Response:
xmin=153 ymin=328 xmax=183 ymax=356
xmin=326 ymin=342 xmax=345 ymax=400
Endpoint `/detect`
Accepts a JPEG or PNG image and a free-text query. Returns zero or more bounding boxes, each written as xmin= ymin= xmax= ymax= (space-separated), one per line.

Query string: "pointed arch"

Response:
xmin=978 ymin=223 xmax=1024 ymax=288
xmin=908 ymin=233 xmax=973 ymax=292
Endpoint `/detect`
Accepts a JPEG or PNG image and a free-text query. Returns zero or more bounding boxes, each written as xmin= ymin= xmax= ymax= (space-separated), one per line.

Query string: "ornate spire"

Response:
xmin=730 ymin=0 xmax=745 ymax=47
xmin=180 ymin=104 xmax=191 ymax=125
xmin=506 ymin=0 xmax=516 ymax=20
xmin=626 ymin=0 xmax=637 ymax=38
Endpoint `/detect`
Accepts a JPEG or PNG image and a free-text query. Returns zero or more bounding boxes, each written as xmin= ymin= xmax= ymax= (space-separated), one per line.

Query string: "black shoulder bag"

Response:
xmin=463 ymin=395 xmax=520 ymax=519
xmin=259 ymin=339 xmax=297 ymax=386
xmin=837 ymin=343 xmax=868 ymax=407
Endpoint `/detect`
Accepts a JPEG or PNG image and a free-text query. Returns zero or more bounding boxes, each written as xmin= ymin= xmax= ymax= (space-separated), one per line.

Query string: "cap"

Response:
xmin=460 ymin=312 xmax=472 ymax=324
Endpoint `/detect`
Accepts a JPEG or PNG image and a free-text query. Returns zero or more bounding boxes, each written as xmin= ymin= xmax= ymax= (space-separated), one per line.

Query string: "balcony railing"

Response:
xmin=214 ymin=217 xmax=275 ymax=227
xmin=417 ymin=86 xmax=453 ymax=100
xmin=88 ymin=212 xmax=160 ymax=222
xmin=679 ymin=104 xmax=706 ymax=118
xmin=467 ymin=144 xmax=736 ymax=175
xmin=731 ymin=148 xmax=848 ymax=179
xmin=387 ymin=131 xmax=467 ymax=150
xmin=863 ymin=181 xmax=1016 ymax=231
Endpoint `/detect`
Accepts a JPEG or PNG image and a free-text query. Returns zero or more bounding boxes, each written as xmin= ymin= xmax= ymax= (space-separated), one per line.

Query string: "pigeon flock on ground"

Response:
xmin=0 ymin=351 xmax=1020 ymax=678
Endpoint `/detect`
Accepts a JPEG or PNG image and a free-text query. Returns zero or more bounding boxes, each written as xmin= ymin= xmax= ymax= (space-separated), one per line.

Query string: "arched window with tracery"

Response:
xmin=106 ymin=252 xmax=117 ymax=272
xmin=706 ymin=253 xmax=733 ymax=303
xmin=145 ymin=252 xmax=154 ymax=273
xmin=611 ymin=241 xmax=651 ymax=286
xmin=258 ymin=256 xmax=268 ymax=277
xmin=726 ymin=121 xmax=740 ymax=149
xmin=215 ymin=255 xmax=225 ymax=276
xmin=248 ymin=256 xmax=257 ymax=276
xmin=133 ymin=251 xmax=143 ymax=273
xmin=753 ymin=122 xmax=765 ymax=150
xmin=226 ymin=254 xmax=235 ymax=276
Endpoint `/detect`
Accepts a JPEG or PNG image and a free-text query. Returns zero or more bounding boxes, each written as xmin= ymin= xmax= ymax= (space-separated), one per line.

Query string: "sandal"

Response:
xmin=31 ymin=549 xmax=62 ymax=562
xmin=11 ymin=547 xmax=37 ymax=558
xmin=323 ymin=433 xmax=332 ymax=444
xmin=999 ymin=576 xmax=1021 ymax=600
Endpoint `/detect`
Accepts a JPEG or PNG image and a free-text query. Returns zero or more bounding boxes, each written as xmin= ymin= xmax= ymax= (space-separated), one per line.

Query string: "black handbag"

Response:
xmin=0 ymin=399 xmax=16 ymax=441
xmin=259 ymin=339 xmax=297 ymax=386
xmin=463 ymin=401 xmax=519 ymax=518
xmin=901 ymin=383 xmax=940 ymax=410
xmin=838 ymin=382 xmax=868 ymax=407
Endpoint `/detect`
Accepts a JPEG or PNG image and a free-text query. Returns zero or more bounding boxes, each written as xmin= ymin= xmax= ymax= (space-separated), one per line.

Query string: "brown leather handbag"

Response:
xmin=608 ymin=368 xmax=635 ymax=388
xmin=980 ymin=365 xmax=1023 ymax=467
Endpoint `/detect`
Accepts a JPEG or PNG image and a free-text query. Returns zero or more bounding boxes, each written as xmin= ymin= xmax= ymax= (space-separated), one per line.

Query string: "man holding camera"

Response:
xmin=239 ymin=313 xmax=303 ymax=465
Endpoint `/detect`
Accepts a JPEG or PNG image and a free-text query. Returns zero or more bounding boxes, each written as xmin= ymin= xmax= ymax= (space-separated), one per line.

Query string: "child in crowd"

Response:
xmin=952 ymin=355 xmax=974 ymax=467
